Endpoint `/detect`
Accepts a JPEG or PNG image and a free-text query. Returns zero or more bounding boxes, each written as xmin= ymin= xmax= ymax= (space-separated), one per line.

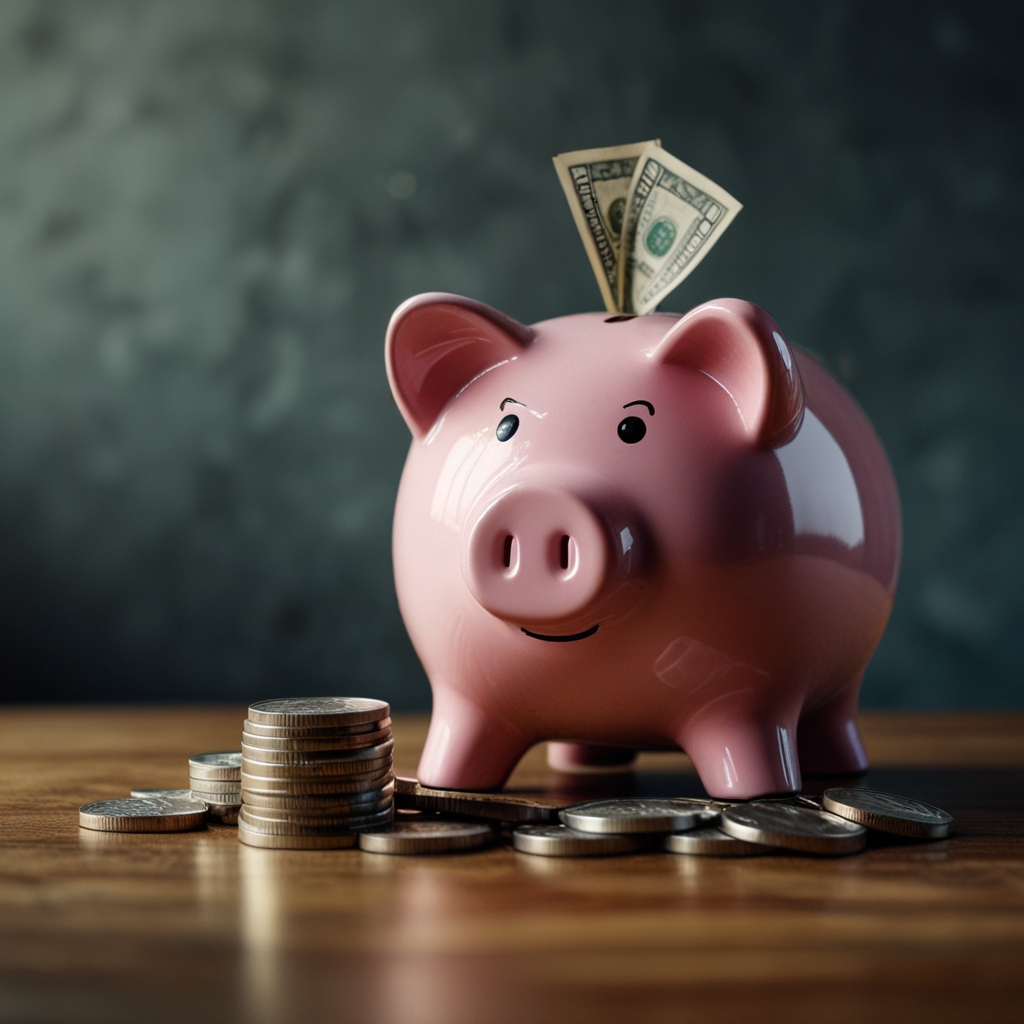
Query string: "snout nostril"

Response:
xmin=559 ymin=535 xmax=570 ymax=571
xmin=503 ymin=535 xmax=514 ymax=569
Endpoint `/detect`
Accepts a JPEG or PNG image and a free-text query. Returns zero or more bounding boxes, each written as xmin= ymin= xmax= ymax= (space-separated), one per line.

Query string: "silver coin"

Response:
xmin=248 ymin=697 xmax=390 ymax=728
xmin=241 ymin=783 xmax=393 ymax=812
xmin=239 ymin=801 xmax=393 ymax=829
xmin=241 ymin=753 xmax=393 ymax=779
xmin=513 ymin=823 xmax=646 ymax=857
xmin=720 ymin=801 xmax=867 ymax=855
xmin=240 ymin=737 xmax=392 ymax=763
xmin=237 ymin=819 xmax=359 ymax=849
xmin=238 ymin=806 xmax=392 ymax=835
xmin=187 ymin=777 xmax=242 ymax=794
xmin=240 ymin=767 xmax=391 ymax=794
xmin=188 ymin=752 xmax=242 ymax=781
xmin=190 ymin=790 xmax=242 ymax=806
xmin=822 ymin=788 xmax=953 ymax=839
xmin=663 ymin=826 xmax=773 ymax=856
xmin=240 ymin=727 xmax=391 ymax=752
xmin=359 ymin=820 xmax=493 ymax=855
xmin=560 ymin=798 xmax=711 ymax=835
xmin=79 ymin=797 xmax=208 ymax=833
xmin=130 ymin=789 xmax=192 ymax=800
xmin=242 ymin=717 xmax=391 ymax=739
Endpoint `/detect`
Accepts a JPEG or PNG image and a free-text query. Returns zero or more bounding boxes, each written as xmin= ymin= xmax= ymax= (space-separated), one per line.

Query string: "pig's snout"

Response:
xmin=462 ymin=487 xmax=610 ymax=626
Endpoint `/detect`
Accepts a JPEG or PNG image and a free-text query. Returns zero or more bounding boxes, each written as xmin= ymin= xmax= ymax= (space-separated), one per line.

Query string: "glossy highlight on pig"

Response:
xmin=386 ymin=294 xmax=900 ymax=800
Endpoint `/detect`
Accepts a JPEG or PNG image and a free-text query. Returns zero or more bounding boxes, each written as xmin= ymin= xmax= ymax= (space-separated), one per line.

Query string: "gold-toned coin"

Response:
xmin=241 ymin=783 xmax=393 ymax=812
xmin=241 ymin=717 xmax=391 ymax=740
xmin=188 ymin=752 xmax=242 ymax=781
xmin=240 ymin=737 xmax=392 ymax=763
xmin=237 ymin=820 xmax=358 ymax=849
xmin=720 ymin=802 xmax=867 ymax=855
xmin=394 ymin=776 xmax=567 ymax=823
xmin=187 ymin=777 xmax=242 ymax=794
xmin=240 ymin=767 xmax=391 ymax=795
xmin=560 ymin=798 xmax=711 ymax=834
xmin=663 ymin=826 xmax=772 ymax=856
xmin=241 ymin=752 xmax=392 ymax=779
xmin=359 ymin=820 xmax=493 ymax=855
xmin=512 ymin=823 xmax=645 ymax=857
xmin=238 ymin=806 xmax=392 ymax=835
xmin=240 ymin=726 xmax=391 ymax=752
xmin=79 ymin=797 xmax=208 ymax=833
xmin=822 ymin=788 xmax=953 ymax=839
xmin=247 ymin=697 xmax=390 ymax=729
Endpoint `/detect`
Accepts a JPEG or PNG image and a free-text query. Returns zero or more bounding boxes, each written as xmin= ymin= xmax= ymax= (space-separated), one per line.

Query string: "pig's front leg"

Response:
xmin=678 ymin=711 xmax=803 ymax=800
xmin=416 ymin=687 xmax=533 ymax=791
xmin=797 ymin=682 xmax=869 ymax=776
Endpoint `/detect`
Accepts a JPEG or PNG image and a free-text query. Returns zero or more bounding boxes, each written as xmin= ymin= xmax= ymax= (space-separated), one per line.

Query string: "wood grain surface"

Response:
xmin=1 ymin=707 xmax=1023 ymax=1023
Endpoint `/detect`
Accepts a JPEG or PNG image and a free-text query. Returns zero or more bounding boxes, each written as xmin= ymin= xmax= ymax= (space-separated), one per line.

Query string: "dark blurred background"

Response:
xmin=0 ymin=1 xmax=1021 ymax=710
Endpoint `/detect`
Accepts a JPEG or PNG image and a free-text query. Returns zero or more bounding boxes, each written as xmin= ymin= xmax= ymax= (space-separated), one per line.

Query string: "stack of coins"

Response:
xmin=189 ymin=752 xmax=243 ymax=824
xmin=238 ymin=697 xmax=394 ymax=849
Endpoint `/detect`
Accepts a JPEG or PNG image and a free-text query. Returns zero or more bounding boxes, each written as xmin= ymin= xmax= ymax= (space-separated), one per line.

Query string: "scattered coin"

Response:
xmin=513 ymin=823 xmax=646 ymax=857
xmin=79 ymin=797 xmax=208 ymax=833
xmin=359 ymin=820 xmax=494 ymax=855
xmin=394 ymin=776 xmax=567 ymax=823
xmin=560 ymin=798 xmax=712 ymax=834
xmin=822 ymin=788 xmax=953 ymax=839
xmin=247 ymin=697 xmax=390 ymax=729
xmin=720 ymin=801 xmax=867 ymax=855
xmin=663 ymin=826 xmax=773 ymax=856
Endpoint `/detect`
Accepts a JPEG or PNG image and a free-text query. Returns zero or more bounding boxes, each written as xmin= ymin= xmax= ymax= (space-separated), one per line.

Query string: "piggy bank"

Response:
xmin=386 ymin=293 xmax=900 ymax=799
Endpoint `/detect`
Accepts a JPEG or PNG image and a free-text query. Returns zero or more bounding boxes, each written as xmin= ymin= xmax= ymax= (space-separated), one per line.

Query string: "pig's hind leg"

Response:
xmin=416 ymin=688 xmax=533 ymax=791
xmin=797 ymin=681 xmax=869 ymax=776
xmin=678 ymin=709 xmax=803 ymax=800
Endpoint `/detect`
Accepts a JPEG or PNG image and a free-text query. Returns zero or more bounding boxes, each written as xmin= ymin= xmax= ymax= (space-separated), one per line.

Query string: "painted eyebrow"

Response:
xmin=500 ymin=397 xmax=526 ymax=410
xmin=623 ymin=400 xmax=655 ymax=416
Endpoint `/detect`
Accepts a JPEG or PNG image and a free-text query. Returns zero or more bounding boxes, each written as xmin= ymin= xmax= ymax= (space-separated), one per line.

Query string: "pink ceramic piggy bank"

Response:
xmin=386 ymin=293 xmax=900 ymax=799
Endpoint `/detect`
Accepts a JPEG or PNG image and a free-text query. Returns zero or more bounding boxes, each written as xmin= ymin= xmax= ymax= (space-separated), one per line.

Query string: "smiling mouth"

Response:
xmin=520 ymin=624 xmax=600 ymax=643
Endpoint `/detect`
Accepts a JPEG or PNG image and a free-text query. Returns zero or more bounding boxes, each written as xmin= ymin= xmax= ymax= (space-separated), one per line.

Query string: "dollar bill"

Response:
xmin=618 ymin=143 xmax=742 ymax=314
xmin=553 ymin=141 xmax=659 ymax=312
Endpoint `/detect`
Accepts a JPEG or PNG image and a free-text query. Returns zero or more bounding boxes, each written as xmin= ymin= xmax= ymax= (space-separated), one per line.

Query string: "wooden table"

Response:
xmin=2 ymin=707 xmax=1023 ymax=1023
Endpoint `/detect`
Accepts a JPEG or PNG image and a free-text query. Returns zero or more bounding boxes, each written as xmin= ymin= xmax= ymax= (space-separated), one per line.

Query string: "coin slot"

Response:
xmin=604 ymin=314 xmax=637 ymax=322
xmin=559 ymin=535 xmax=570 ymax=571
xmin=503 ymin=535 xmax=514 ymax=568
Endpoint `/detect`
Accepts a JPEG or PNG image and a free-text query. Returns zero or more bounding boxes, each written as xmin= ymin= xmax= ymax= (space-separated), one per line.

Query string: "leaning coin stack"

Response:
xmin=189 ymin=752 xmax=243 ymax=824
xmin=238 ymin=697 xmax=394 ymax=849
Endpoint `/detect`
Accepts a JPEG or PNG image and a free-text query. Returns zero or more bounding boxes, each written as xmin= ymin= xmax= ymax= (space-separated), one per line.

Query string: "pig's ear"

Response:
xmin=386 ymin=293 xmax=534 ymax=438
xmin=653 ymin=299 xmax=805 ymax=448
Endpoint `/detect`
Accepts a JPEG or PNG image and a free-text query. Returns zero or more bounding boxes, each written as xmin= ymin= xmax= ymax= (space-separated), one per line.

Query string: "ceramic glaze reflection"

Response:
xmin=386 ymin=293 xmax=901 ymax=799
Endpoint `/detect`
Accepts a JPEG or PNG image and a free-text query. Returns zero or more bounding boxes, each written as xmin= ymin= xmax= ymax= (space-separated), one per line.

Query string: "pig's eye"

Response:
xmin=496 ymin=414 xmax=519 ymax=442
xmin=617 ymin=416 xmax=646 ymax=444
